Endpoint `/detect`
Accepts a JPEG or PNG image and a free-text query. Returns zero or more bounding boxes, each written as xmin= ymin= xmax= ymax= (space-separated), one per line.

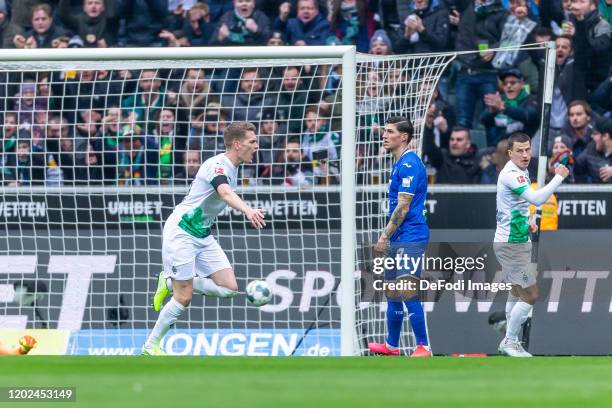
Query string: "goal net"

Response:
xmin=0 ymin=46 xmax=453 ymax=356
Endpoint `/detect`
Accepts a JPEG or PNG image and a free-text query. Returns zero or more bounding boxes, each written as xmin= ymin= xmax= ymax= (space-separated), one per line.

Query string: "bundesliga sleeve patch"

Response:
xmin=402 ymin=176 xmax=413 ymax=187
xmin=214 ymin=166 xmax=225 ymax=175
xmin=516 ymin=175 xmax=527 ymax=184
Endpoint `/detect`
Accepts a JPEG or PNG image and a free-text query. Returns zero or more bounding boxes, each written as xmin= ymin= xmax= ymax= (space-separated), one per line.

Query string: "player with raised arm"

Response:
xmin=142 ymin=122 xmax=266 ymax=356
xmin=367 ymin=117 xmax=431 ymax=358
xmin=495 ymin=132 xmax=568 ymax=357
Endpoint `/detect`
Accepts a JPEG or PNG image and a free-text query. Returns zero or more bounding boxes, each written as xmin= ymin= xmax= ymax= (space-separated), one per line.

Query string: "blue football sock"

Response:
xmin=386 ymin=300 xmax=404 ymax=348
xmin=405 ymin=298 xmax=429 ymax=347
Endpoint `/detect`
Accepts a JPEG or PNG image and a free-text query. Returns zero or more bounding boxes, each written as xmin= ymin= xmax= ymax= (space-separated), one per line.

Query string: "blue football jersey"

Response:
xmin=387 ymin=149 xmax=429 ymax=243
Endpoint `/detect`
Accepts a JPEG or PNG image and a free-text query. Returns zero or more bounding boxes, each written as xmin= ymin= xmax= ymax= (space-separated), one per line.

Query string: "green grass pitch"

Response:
xmin=1 ymin=356 xmax=611 ymax=408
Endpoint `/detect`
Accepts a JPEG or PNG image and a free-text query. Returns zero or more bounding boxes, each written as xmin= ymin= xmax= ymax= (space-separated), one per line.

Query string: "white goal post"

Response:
xmin=0 ymin=44 xmax=552 ymax=356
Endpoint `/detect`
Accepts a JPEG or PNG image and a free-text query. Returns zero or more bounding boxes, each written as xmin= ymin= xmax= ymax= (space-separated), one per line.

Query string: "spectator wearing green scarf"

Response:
xmin=480 ymin=68 xmax=539 ymax=146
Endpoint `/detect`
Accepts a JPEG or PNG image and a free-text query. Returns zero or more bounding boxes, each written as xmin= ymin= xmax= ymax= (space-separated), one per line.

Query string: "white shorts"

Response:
xmin=162 ymin=213 xmax=231 ymax=281
xmin=493 ymin=242 xmax=535 ymax=288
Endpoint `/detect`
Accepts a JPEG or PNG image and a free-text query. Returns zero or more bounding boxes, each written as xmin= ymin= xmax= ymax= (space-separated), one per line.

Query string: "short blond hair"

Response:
xmin=224 ymin=121 xmax=256 ymax=148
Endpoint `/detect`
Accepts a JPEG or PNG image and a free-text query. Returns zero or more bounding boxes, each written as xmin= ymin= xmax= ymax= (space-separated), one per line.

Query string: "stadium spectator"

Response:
xmin=561 ymin=100 xmax=594 ymax=158
xmin=301 ymin=105 xmax=340 ymax=161
xmin=267 ymin=30 xmax=286 ymax=45
xmin=222 ymin=67 xmax=268 ymax=123
xmin=44 ymin=116 xmax=81 ymax=186
xmin=94 ymin=106 xmax=124 ymax=182
xmin=274 ymin=0 xmax=332 ymax=45
xmin=257 ymin=108 xmax=286 ymax=165
xmin=266 ymin=66 xmax=311 ymax=135
xmin=174 ymin=68 xmax=213 ymax=131
xmin=11 ymin=81 xmax=47 ymax=127
xmin=179 ymin=2 xmax=215 ymax=46
xmin=76 ymin=142 xmax=104 ymax=184
xmin=368 ymin=29 xmax=394 ymax=54
xmin=145 ymin=108 xmax=187 ymax=183
xmin=2 ymin=136 xmax=46 ymax=186
xmin=376 ymin=0 xmax=410 ymax=49
xmin=327 ymin=0 xmax=375 ymax=52
xmin=549 ymin=35 xmax=587 ymax=133
xmin=424 ymin=126 xmax=482 ymax=183
xmin=117 ymin=125 xmax=147 ymax=186
xmin=0 ymin=3 xmax=8 ymax=47
xmin=1 ymin=112 xmax=19 ymax=152
xmin=575 ymin=118 xmax=612 ymax=182
xmin=454 ymin=0 xmax=507 ymax=129
xmin=422 ymin=82 xmax=455 ymax=149
xmin=479 ymin=137 xmax=510 ymax=183
xmin=481 ymin=69 xmax=539 ymax=146
xmin=189 ymin=102 xmax=228 ymax=160
xmin=64 ymin=70 xmax=123 ymax=121
xmin=174 ymin=146 xmax=203 ymax=183
xmin=491 ymin=0 xmax=537 ymax=71
xmin=565 ymin=0 xmax=612 ymax=92
xmin=58 ymin=0 xmax=118 ymax=47
xmin=548 ymin=134 xmax=576 ymax=182
xmin=13 ymin=4 xmax=67 ymax=49
xmin=158 ymin=29 xmax=192 ymax=46
xmin=211 ymin=0 xmax=271 ymax=46
xmin=118 ymin=0 xmax=169 ymax=47
xmin=269 ymin=139 xmax=314 ymax=186
xmin=76 ymin=109 xmax=102 ymax=140
xmin=395 ymin=0 xmax=451 ymax=54
xmin=121 ymin=69 xmax=168 ymax=130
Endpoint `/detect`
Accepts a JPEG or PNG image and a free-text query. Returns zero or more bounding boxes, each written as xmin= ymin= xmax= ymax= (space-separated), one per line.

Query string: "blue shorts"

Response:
xmin=384 ymin=242 xmax=427 ymax=281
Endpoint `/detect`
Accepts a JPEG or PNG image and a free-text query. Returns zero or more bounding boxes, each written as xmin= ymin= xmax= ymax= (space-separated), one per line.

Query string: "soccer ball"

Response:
xmin=246 ymin=280 xmax=272 ymax=307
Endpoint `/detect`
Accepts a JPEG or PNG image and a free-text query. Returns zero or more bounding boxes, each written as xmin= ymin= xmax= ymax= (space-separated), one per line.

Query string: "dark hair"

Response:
xmin=568 ymin=100 xmax=592 ymax=117
xmin=507 ymin=132 xmax=531 ymax=151
xmin=533 ymin=27 xmax=553 ymax=39
xmin=451 ymin=125 xmax=470 ymax=136
xmin=386 ymin=116 xmax=413 ymax=142
xmin=224 ymin=121 xmax=256 ymax=148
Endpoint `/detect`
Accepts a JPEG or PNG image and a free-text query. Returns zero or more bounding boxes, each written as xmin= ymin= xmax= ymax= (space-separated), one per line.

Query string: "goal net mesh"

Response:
xmin=0 ymin=50 xmax=453 ymax=356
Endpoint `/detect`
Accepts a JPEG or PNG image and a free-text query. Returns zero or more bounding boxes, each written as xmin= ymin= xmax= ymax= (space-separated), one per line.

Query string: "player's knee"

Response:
xmin=174 ymin=292 xmax=192 ymax=307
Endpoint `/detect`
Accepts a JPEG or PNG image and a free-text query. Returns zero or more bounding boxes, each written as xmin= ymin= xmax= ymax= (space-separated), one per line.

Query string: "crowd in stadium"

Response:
xmin=0 ymin=0 xmax=610 ymax=186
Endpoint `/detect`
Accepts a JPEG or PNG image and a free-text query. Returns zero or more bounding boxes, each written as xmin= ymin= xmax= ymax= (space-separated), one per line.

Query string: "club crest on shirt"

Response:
xmin=402 ymin=176 xmax=413 ymax=187
xmin=214 ymin=167 xmax=225 ymax=175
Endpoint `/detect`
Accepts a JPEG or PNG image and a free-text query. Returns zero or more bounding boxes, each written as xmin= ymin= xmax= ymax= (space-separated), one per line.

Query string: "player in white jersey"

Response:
xmin=142 ymin=122 xmax=266 ymax=356
xmin=494 ymin=133 xmax=569 ymax=357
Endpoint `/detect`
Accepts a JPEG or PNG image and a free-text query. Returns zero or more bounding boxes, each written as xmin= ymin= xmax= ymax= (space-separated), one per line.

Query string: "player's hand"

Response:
xmin=246 ymin=208 xmax=266 ymax=229
xmin=555 ymin=164 xmax=570 ymax=179
xmin=18 ymin=335 xmax=37 ymax=355
xmin=599 ymin=165 xmax=612 ymax=182
xmin=529 ymin=223 xmax=538 ymax=234
xmin=373 ymin=235 xmax=388 ymax=258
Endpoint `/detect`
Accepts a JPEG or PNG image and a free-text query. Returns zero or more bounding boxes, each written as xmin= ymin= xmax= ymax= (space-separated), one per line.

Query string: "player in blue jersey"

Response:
xmin=368 ymin=116 xmax=431 ymax=357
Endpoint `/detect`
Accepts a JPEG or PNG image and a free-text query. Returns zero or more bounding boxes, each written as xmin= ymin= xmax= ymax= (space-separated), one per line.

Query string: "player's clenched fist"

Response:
xmin=246 ymin=208 xmax=266 ymax=229
xmin=554 ymin=164 xmax=569 ymax=179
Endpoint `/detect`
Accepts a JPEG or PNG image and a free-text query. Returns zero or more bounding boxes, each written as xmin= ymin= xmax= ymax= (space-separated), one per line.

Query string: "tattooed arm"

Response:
xmin=374 ymin=193 xmax=413 ymax=256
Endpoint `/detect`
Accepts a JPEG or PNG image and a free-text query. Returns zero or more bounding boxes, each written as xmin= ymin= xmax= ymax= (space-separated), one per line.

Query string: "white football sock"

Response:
xmin=145 ymin=297 xmax=186 ymax=348
xmin=506 ymin=301 xmax=533 ymax=341
xmin=193 ymin=276 xmax=237 ymax=298
xmin=505 ymin=293 xmax=519 ymax=323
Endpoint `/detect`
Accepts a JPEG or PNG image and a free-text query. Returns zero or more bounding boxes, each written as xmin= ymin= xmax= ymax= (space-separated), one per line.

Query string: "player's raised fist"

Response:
xmin=554 ymin=164 xmax=569 ymax=179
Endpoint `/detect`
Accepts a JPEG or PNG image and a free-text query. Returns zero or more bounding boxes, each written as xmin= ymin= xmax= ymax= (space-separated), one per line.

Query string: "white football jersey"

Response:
xmin=494 ymin=160 xmax=531 ymax=243
xmin=170 ymin=153 xmax=238 ymax=238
